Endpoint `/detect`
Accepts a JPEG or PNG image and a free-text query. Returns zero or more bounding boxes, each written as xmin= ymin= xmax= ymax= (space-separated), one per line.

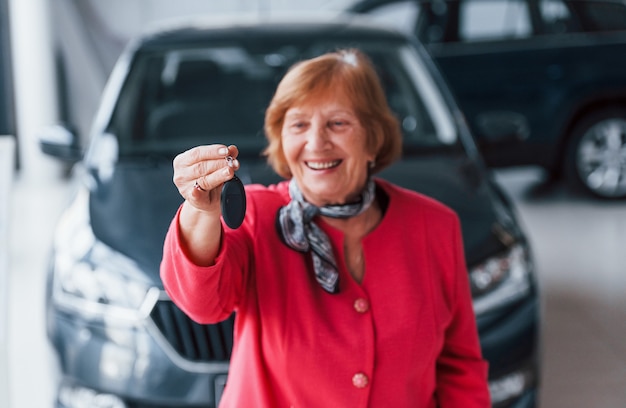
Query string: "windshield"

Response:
xmin=106 ymin=40 xmax=459 ymax=157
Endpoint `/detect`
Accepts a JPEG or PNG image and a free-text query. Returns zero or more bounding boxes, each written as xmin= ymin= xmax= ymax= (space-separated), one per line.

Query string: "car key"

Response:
xmin=221 ymin=156 xmax=246 ymax=229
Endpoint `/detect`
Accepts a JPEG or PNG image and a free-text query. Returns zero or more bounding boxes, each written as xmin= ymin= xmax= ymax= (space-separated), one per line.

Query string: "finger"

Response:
xmin=174 ymin=144 xmax=230 ymax=167
xmin=191 ymin=145 xmax=240 ymax=183
xmin=174 ymin=145 xmax=240 ymax=177
xmin=186 ymin=176 xmax=222 ymax=211
xmin=195 ymin=164 xmax=234 ymax=192
xmin=193 ymin=179 xmax=207 ymax=192
xmin=226 ymin=145 xmax=240 ymax=160
xmin=190 ymin=177 xmax=220 ymax=200
xmin=223 ymin=145 xmax=241 ymax=171
xmin=173 ymin=151 xmax=233 ymax=188
xmin=173 ymin=144 xmax=241 ymax=198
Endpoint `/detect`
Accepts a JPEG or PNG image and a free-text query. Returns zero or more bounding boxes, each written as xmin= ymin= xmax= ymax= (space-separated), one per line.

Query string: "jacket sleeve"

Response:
xmin=436 ymin=216 xmax=491 ymax=407
xmin=159 ymin=204 xmax=251 ymax=324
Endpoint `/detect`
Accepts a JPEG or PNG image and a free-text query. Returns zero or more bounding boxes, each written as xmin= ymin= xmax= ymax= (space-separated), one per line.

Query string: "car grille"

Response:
xmin=150 ymin=300 xmax=234 ymax=362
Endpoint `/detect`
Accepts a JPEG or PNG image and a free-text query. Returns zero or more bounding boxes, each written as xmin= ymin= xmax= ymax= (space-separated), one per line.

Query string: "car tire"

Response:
xmin=564 ymin=108 xmax=626 ymax=199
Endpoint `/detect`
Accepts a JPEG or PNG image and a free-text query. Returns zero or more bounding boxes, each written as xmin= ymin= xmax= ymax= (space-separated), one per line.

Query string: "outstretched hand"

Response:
xmin=173 ymin=144 xmax=240 ymax=213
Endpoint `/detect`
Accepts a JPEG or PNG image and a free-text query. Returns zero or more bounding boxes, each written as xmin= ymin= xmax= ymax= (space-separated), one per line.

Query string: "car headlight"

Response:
xmin=51 ymin=189 xmax=153 ymax=321
xmin=470 ymin=244 xmax=533 ymax=315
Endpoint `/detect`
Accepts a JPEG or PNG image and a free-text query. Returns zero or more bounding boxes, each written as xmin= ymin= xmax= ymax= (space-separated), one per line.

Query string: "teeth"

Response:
xmin=307 ymin=160 xmax=340 ymax=170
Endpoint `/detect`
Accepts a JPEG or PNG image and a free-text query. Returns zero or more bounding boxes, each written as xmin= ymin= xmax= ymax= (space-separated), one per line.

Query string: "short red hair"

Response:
xmin=263 ymin=49 xmax=402 ymax=179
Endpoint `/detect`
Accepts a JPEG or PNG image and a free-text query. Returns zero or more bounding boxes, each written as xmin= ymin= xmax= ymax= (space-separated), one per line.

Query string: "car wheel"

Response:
xmin=565 ymin=108 xmax=626 ymax=199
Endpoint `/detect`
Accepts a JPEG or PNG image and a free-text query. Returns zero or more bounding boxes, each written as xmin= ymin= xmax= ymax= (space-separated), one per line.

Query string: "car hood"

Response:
xmin=87 ymin=155 xmax=519 ymax=286
xmin=380 ymin=154 xmax=520 ymax=265
xmin=88 ymin=158 xmax=184 ymax=287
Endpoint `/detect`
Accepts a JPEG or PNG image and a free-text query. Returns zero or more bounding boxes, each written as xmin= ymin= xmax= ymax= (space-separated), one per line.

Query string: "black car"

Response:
xmin=40 ymin=15 xmax=539 ymax=408
xmin=348 ymin=0 xmax=626 ymax=199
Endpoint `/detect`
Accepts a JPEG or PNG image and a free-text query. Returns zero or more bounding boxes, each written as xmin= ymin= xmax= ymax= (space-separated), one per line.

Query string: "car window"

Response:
xmin=580 ymin=1 xmax=626 ymax=31
xmin=537 ymin=0 xmax=626 ymax=34
xmin=357 ymin=1 xmax=422 ymax=35
xmin=350 ymin=1 xmax=451 ymax=44
xmin=109 ymin=47 xmax=284 ymax=157
xmin=539 ymin=0 xmax=583 ymax=33
xmin=458 ymin=0 xmax=532 ymax=41
xmin=366 ymin=47 xmax=443 ymax=147
xmin=108 ymin=41 xmax=456 ymax=158
xmin=354 ymin=0 xmax=534 ymax=44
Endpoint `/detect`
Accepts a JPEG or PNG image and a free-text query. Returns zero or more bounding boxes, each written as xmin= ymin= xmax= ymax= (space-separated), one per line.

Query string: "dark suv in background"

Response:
xmin=40 ymin=15 xmax=539 ymax=408
xmin=349 ymin=0 xmax=626 ymax=199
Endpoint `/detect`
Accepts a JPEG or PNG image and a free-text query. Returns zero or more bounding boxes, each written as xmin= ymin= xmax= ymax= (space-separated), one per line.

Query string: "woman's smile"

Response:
xmin=281 ymin=98 xmax=374 ymax=206
xmin=305 ymin=159 xmax=342 ymax=171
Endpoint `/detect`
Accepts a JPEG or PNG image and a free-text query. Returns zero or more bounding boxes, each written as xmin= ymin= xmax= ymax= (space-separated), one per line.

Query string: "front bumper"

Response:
xmin=479 ymin=293 xmax=540 ymax=407
xmin=48 ymin=291 xmax=229 ymax=408
xmin=48 ymin=288 xmax=540 ymax=408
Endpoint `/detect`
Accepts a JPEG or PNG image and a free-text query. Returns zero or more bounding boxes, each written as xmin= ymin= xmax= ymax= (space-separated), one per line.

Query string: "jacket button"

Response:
xmin=353 ymin=298 xmax=370 ymax=313
xmin=352 ymin=372 xmax=369 ymax=388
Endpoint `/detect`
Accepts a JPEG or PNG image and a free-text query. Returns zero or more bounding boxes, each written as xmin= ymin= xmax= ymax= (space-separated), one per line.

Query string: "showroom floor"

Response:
xmin=494 ymin=169 xmax=626 ymax=408
xmin=6 ymin=166 xmax=626 ymax=407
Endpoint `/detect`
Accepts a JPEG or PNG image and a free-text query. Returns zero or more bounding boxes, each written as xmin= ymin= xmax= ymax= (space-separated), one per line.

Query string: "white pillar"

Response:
xmin=9 ymin=0 xmax=63 ymax=182
xmin=6 ymin=2 xmax=62 ymax=407
xmin=0 ymin=136 xmax=15 ymax=408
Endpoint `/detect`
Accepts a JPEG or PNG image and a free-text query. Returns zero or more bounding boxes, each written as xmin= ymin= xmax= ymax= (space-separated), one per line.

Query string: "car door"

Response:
xmin=351 ymin=0 xmax=573 ymax=168
xmin=426 ymin=0 xmax=552 ymax=168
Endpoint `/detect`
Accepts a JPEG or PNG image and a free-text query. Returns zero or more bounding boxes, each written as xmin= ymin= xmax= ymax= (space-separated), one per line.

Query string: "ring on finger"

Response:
xmin=194 ymin=179 xmax=207 ymax=192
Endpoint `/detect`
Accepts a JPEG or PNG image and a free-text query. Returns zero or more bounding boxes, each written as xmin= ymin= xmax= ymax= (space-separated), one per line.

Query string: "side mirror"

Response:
xmin=38 ymin=124 xmax=83 ymax=162
xmin=475 ymin=111 xmax=529 ymax=144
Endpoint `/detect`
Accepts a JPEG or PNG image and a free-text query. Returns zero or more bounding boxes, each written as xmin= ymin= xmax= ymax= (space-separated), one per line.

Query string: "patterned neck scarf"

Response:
xmin=276 ymin=178 xmax=376 ymax=293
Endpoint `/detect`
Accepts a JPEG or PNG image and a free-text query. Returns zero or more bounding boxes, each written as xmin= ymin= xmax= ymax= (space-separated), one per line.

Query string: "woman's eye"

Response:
xmin=329 ymin=120 xmax=348 ymax=129
xmin=289 ymin=121 xmax=306 ymax=130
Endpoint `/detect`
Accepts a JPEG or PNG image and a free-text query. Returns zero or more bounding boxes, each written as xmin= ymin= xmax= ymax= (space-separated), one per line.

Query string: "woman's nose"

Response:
xmin=307 ymin=122 xmax=330 ymax=150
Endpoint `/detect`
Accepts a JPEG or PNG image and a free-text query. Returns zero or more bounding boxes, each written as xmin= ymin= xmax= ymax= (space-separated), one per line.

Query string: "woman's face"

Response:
xmin=281 ymin=95 xmax=375 ymax=207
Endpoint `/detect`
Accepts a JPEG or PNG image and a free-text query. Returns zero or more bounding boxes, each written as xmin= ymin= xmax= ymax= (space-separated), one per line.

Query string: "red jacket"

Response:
xmin=161 ymin=179 xmax=490 ymax=407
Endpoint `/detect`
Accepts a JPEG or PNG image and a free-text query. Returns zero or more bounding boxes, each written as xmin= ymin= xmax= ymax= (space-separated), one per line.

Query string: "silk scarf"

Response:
xmin=276 ymin=178 xmax=376 ymax=293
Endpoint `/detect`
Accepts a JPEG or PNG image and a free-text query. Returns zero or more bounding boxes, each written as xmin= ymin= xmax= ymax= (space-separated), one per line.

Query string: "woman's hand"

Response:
xmin=172 ymin=144 xmax=240 ymax=265
xmin=173 ymin=144 xmax=240 ymax=212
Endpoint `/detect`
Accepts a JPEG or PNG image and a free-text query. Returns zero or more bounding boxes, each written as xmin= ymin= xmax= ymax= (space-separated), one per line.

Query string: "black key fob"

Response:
xmin=221 ymin=174 xmax=246 ymax=229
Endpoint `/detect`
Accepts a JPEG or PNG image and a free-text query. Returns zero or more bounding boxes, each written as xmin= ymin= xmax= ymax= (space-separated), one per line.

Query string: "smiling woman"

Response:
xmin=161 ymin=48 xmax=490 ymax=407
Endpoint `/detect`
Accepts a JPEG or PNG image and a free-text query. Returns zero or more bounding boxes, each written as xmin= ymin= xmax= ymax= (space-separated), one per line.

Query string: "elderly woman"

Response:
xmin=160 ymin=49 xmax=490 ymax=407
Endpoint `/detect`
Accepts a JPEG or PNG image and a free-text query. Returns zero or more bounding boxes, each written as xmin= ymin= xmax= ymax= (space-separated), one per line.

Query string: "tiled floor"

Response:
xmin=494 ymin=168 xmax=626 ymax=408
xmin=5 ymin=167 xmax=626 ymax=407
